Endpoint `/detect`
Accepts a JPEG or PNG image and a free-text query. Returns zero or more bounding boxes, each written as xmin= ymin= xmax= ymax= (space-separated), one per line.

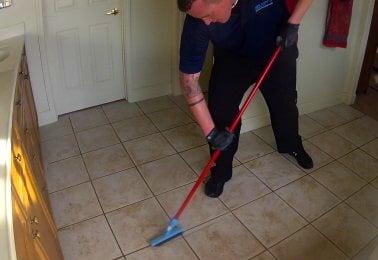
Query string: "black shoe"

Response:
xmin=204 ymin=177 xmax=226 ymax=198
xmin=289 ymin=147 xmax=313 ymax=169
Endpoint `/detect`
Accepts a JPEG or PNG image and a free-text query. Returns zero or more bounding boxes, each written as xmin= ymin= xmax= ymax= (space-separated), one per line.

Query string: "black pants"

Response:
xmin=207 ymin=46 xmax=302 ymax=183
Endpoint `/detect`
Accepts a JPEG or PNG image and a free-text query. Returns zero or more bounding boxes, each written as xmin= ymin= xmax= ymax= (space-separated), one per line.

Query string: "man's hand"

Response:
xmin=276 ymin=23 xmax=299 ymax=48
xmin=206 ymin=127 xmax=234 ymax=151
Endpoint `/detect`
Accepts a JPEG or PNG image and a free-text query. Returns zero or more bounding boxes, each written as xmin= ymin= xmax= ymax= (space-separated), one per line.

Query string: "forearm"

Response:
xmin=288 ymin=0 xmax=314 ymax=24
xmin=180 ymin=72 xmax=214 ymax=136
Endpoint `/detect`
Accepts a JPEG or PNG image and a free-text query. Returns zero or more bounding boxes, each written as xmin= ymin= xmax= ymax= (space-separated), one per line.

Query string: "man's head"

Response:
xmin=178 ymin=0 xmax=235 ymax=25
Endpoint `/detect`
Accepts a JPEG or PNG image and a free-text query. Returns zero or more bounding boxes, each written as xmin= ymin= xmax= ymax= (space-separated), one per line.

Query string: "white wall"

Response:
xmin=0 ymin=0 xmax=57 ymax=125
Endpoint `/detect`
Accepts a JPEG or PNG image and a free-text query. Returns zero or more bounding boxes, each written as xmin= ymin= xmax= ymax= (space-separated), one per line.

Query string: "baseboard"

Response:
xmin=240 ymin=93 xmax=345 ymax=133
xmin=127 ymin=84 xmax=171 ymax=103
xmin=38 ymin=110 xmax=58 ymax=126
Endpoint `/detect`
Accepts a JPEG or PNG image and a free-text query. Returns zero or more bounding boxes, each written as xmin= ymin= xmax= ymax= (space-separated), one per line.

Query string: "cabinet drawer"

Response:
xmin=23 ymin=163 xmax=63 ymax=260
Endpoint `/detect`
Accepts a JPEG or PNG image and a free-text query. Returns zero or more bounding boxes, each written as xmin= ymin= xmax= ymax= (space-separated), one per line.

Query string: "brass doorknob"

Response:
xmin=106 ymin=8 xmax=119 ymax=15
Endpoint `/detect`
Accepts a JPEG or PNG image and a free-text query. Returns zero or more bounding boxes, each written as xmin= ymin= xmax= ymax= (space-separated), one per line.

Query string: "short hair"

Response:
xmin=177 ymin=0 xmax=196 ymax=12
xmin=177 ymin=0 xmax=220 ymax=12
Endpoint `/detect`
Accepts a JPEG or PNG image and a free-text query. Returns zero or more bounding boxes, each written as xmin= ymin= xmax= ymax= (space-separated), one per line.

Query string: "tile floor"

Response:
xmin=39 ymin=97 xmax=378 ymax=260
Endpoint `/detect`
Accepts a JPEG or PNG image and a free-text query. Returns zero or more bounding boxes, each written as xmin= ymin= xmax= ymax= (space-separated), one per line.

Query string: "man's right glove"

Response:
xmin=276 ymin=23 xmax=299 ymax=49
xmin=206 ymin=127 xmax=234 ymax=151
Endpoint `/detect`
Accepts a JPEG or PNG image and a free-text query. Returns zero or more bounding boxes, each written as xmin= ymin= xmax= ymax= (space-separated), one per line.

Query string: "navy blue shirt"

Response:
xmin=179 ymin=0 xmax=289 ymax=74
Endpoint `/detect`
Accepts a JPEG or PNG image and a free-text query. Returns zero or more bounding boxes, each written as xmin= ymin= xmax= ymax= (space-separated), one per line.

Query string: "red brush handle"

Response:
xmin=174 ymin=47 xmax=282 ymax=220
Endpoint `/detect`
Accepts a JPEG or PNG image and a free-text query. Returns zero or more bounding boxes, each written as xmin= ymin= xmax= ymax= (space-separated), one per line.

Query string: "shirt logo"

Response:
xmin=254 ymin=0 xmax=273 ymax=13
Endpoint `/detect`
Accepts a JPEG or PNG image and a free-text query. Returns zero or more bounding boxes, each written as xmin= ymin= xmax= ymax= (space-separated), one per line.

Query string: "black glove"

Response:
xmin=206 ymin=127 xmax=234 ymax=151
xmin=276 ymin=23 xmax=299 ymax=48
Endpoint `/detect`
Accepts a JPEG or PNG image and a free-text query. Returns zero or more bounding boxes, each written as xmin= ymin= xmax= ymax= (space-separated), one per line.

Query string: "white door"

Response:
xmin=43 ymin=0 xmax=125 ymax=114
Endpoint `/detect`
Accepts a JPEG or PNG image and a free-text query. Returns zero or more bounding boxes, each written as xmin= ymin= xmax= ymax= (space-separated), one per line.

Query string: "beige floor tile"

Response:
xmin=233 ymin=193 xmax=307 ymax=247
xmin=235 ymin=132 xmax=274 ymax=163
xmin=93 ymin=168 xmax=152 ymax=212
xmin=313 ymin=203 xmax=378 ymax=257
xmin=270 ymin=225 xmax=347 ymax=260
xmin=328 ymin=104 xmax=364 ymax=121
xmin=276 ymin=176 xmax=340 ymax=221
xmin=244 ymin=152 xmax=305 ymax=190
xmin=333 ymin=117 xmax=378 ymax=146
xmin=251 ymin=251 xmax=276 ymax=260
xmin=372 ymin=178 xmax=378 ymax=189
xmin=307 ymin=108 xmax=348 ymax=128
xmin=309 ymin=131 xmax=356 ymax=159
xmin=137 ymin=96 xmax=177 ymax=114
xmin=352 ymin=236 xmax=378 ymax=260
xmin=284 ymin=141 xmax=333 ymax=173
xmin=76 ymin=124 xmax=119 ymax=153
xmin=184 ymin=213 xmax=264 ymax=260
xmin=106 ymin=198 xmax=169 ymax=255
xmin=361 ymin=139 xmax=378 ymax=159
xmin=298 ymin=115 xmax=326 ymax=139
xmin=112 ymin=116 xmax=158 ymax=142
xmin=219 ymin=165 xmax=271 ymax=210
xmin=46 ymin=155 xmax=89 ymax=193
xmin=83 ymin=144 xmax=134 ymax=179
xmin=123 ymin=133 xmax=176 ymax=165
xmin=126 ymin=238 xmax=197 ymax=260
xmin=147 ymin=107 xmax=193 ymax=131
xmin=138 ymin=154 xmax=197 ymax=195
xmin=102 ymin=100 xmax=143 ymax=123
xmin=156 ymin=183 xmax=228 ymax=230
xmin=169 ymin=95 xmax=192 ymax=115
xmin=41 ymin=134 xmax=80 ymax=163
xmin=58 ymin=215 xmax=122 ymax=260
xmin=346 ymin=185 xmax=378 ymax=226
xmin=70 ymin=107 xmax=109 ymax=132
xmin=49 ymin=182 xmax=102 ymax=228
xmin=180 ymin=144 xmax=240 ymax=175
xmin=252 ymin=125 xmax=277 ymax=149
xmin=338 ymin=149 xmax=378 ymax=182
xmin=39 ymin=115 xmax=73 ymax=142
xmin=311 ymin=161 xmax=366 ymax=200
xmin=162 ymin=123 xmax=206 ymax=152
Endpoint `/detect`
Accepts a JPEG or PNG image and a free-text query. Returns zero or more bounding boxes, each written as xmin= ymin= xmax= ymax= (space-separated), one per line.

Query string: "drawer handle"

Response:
xmin=32 ymin=230 xmax=41 ymax=239
xmin=30 ymin=216 xmax=39 ymax=225
xmin=18 ymin=71 xmax=28 ymax=77
xmin=14 ymin=154 xmax=22 ymax=162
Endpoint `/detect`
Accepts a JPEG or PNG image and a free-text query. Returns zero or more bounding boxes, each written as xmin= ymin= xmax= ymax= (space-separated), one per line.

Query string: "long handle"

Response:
xmin=173 ymin=47 xmax=282 ymax=220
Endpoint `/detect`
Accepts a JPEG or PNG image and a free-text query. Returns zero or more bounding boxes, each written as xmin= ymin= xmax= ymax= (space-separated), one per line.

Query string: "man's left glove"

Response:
xmin=276 ymin=23 xmax=299 ymax=48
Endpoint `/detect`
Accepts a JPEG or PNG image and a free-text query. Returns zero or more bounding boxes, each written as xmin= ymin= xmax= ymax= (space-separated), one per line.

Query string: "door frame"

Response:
xmin=356 ymin=0 xmax=378 ymax=94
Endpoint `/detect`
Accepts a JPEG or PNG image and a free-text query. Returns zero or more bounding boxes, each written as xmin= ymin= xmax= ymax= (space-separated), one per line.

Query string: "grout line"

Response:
xmin=45 ymin=103 xmax=378 ymax=258
xmin=352 ymin=233 xmax=378 ymax=258
xmin=80 ymin=139 xmax=125 ymax=257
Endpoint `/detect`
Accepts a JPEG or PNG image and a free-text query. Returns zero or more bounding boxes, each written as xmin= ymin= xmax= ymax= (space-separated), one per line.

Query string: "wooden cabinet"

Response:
xmin=11 ymin=50 xmax=63 ymax=260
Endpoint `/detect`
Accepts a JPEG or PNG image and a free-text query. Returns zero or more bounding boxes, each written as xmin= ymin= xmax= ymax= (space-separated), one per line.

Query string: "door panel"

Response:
xmin=43 ymin=0 xmax=124 ymax=114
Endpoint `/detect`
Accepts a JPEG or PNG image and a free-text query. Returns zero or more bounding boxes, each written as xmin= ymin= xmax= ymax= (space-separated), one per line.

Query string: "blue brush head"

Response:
xmin=150 ymin=219 xmax=183 ymax=247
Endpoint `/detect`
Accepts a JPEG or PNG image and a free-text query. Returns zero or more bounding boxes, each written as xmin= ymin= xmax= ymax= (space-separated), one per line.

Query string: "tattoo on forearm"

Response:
xmin=181 ymin=73 xmax=202 ymax=99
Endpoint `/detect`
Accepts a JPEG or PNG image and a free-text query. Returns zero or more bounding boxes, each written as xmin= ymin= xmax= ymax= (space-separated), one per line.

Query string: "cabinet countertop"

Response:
xmin=0 ymin=34 xmax=25 ymax=260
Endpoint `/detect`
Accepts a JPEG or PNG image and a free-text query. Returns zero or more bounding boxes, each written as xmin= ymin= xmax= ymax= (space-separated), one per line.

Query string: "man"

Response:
xmin=178 ymin=0 xmax=314 ymax=198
